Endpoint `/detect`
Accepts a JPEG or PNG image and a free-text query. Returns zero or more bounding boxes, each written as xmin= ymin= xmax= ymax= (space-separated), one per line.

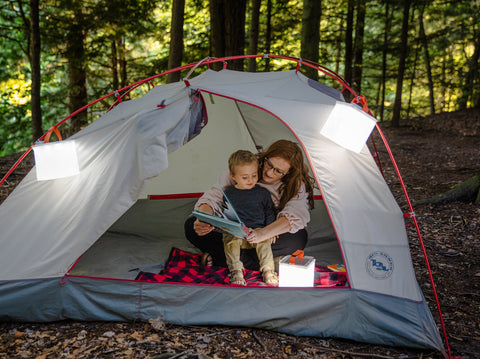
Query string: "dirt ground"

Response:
xmin=0 ymin=117 xmax=479 ymax=359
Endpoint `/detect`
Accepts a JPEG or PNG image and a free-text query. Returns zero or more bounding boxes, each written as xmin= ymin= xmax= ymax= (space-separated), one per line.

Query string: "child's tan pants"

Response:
xmin=223 ymin=232 xmax=275 ymax=273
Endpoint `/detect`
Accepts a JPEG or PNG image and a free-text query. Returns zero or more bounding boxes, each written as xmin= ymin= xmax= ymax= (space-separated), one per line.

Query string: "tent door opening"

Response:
xmin=69 ymin=94 xmax=343 ymax=282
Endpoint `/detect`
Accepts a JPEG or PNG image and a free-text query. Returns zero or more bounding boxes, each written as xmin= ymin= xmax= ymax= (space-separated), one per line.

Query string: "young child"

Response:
xmin=222 ymin=150 xmax=279 ymax=286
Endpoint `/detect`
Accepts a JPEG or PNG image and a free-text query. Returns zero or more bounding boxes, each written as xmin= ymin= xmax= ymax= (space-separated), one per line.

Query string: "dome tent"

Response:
xmin=0 ymin=55 xmax=448 ymax=356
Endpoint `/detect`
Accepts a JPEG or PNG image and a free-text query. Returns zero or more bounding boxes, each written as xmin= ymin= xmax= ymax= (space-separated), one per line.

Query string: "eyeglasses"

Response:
xmin=263 ymin=157 xmax=288 ymax=177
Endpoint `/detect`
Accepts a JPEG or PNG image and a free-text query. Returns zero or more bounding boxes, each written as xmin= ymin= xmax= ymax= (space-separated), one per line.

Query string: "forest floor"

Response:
xmin=0 ymin=115 xmax=479 ymax=359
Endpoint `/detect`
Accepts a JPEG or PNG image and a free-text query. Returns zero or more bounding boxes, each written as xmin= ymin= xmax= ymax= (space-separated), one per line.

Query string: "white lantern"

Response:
xmin=320 ymin=102 xmax=377 ymax=153
xmin=33 ymin=140 xmax=80 ymax=181
xmin=279 ymin=254 xmax=315 ymax=288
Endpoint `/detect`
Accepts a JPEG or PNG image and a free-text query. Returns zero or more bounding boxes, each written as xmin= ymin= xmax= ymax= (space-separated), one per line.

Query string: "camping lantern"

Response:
xmin=279 ymin=251 xmax=316 ymax=287
xmin=33 ymin=140 xmax=80 ymax=181
xmin=320 ymin=101 xmax=377 ymax=153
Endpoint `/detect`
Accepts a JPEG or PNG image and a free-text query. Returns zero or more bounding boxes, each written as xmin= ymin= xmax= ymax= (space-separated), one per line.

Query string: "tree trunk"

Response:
xmin=352 ymin=0 xmax=365 ymax=93
xmin=209 ymin=0 xmax=246 ymax=71
xmin=300 ymin=0 xmax=322 ymax=80
xmin=407 ymin=23 xmax=419 ymax=120
xmin=419 ymin=5 xmax=435 ymax=115
xmin=111 ymin=40 xmax=119 ymax=90
xmin=459 ymin=35 xmax=480 ymax=109
xmin=379 ymin=3 xmax=391 ymax=122
xmin=29 ymin=0 xmax=42 ymax=141
xmin=439 ymin=12 xmax=447 ymax=111
xmin=209 ymin=0 xmax=225 ymax=71
xmin=224 ymin=0 xmax=246 ymax=71
xmin=407 ymin=8 xmax=420 ymax=118
xmin=392 ymin=0 xmax=411 ymax=127
xmin=334 ymin=14 xmax=343 ymax=76
xmin=118 ymin=37 xmax=127 ymax=89
xmin=415 ymin=171 xmax=480 ymax=205
xmin=344 ymin=0 xmax=354 ymax=86
xmin=167 ymin=0 xmax=185 ymax=83
xmin=264 ymin=0 xmax=272 ymax=71
xmin=247 ymin=0 xmax=261 ymax=72
xmin=66 ymin=18 xmax=88 ymax=134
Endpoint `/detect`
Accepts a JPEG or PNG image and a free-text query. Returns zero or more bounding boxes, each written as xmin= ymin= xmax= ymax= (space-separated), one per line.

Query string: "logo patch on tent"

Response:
xmin=365 ymin=251 xmax=393 ymax=279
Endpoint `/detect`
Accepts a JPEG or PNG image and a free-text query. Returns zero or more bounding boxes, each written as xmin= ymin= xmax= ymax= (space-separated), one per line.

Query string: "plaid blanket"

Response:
xmin=136 ymin=247 xmax=347 ymax=287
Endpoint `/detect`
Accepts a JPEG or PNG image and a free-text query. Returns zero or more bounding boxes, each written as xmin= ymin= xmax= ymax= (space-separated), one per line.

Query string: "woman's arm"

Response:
xmin=246 ymin=216 xmax=291 ymax=244
xmin=277 ymin=182 xmax=310 ymax=233
xmin=194 ymin=169 xmax=234 ymax=213
xmin=193 ymin=170 xmax=234 ymax=236
xmin=247 ymin=182 xmax=310 ymax=244
xmin=193 ymin=203 xmax=215 ymax=236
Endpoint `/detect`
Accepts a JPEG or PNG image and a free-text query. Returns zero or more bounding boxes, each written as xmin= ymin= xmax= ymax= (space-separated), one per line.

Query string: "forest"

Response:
xmin=0 ymin=0 xmax=479 ymax=156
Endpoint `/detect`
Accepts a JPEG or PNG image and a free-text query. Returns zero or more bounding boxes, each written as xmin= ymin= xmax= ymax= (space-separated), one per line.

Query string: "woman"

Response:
xmin=184 ymin=139 xmax=315 ymax=270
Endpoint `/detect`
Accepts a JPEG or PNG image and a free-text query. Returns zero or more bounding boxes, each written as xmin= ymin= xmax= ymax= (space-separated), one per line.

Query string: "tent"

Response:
xmin=0 ymin=55 xmax=447 ymax=355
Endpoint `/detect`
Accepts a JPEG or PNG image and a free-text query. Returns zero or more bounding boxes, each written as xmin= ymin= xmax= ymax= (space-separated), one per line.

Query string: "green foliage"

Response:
xmin=0 ymin=74 xmax=31 ymax=155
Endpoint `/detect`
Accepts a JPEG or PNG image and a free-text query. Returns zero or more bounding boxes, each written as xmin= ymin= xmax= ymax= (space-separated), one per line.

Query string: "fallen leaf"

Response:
xmin=149 ymin=315 xmax=166 ymax=331
xmin=284 ymin=344 xmax=293 ymax=354
xmin=131 ymin=331 xmax=143 ymax=341
xmin=77 ymin=330 xmax=87 ymax=340
xmin=146 ymin=333 xmax=160 ymax=341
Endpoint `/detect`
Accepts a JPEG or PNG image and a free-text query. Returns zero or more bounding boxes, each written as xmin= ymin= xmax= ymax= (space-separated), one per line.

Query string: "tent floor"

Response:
xmin=70 ymin=230 xmax=343 ymax=283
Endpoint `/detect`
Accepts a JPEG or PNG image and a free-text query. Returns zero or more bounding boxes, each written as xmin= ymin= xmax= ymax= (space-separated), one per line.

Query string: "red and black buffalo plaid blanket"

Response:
xmin=136 ymin=247 xmax=347 ymax=287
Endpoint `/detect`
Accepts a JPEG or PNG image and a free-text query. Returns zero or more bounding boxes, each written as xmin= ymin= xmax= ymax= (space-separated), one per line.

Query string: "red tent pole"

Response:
xmin=1 ymin=54 xmax=358 ymax=189
xmin=0 ymin=149 xmax=33 ymax=188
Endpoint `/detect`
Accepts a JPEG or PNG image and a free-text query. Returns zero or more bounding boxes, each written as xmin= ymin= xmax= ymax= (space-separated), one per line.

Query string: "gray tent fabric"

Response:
xmin=0 ymin=69 xmax=444 ymax=352
xmin=0 ymin=276 xmax=442 ymax=350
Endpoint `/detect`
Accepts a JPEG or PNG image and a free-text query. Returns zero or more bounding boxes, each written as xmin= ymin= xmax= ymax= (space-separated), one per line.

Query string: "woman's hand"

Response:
xmin=194 ymin=204 xmax=215 ymax=236
xmin=245 ymin=216 xmax=291 ymax=244
xmin=194 ymin=219 xmax=214 ymax=236
xmin=246 ymin=228 xmax=278 ymax=244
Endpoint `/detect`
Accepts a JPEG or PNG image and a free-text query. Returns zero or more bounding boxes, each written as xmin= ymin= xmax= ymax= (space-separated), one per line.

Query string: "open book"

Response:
xmin=192 ymin=188 xmax=249 ymax=239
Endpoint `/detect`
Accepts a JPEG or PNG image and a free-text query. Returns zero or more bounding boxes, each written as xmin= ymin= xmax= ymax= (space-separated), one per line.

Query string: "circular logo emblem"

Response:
xmin=365 ymin=251 xmax=394 ymax=279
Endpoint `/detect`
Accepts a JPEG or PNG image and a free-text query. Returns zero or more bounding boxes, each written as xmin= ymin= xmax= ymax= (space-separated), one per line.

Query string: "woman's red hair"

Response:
xmin=258 ymin=140 xmax=315 ymax=211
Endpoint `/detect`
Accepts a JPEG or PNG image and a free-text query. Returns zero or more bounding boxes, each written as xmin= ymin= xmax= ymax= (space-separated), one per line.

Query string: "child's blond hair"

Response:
xmin=228 ymin=150 xmax=258 ymax=174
